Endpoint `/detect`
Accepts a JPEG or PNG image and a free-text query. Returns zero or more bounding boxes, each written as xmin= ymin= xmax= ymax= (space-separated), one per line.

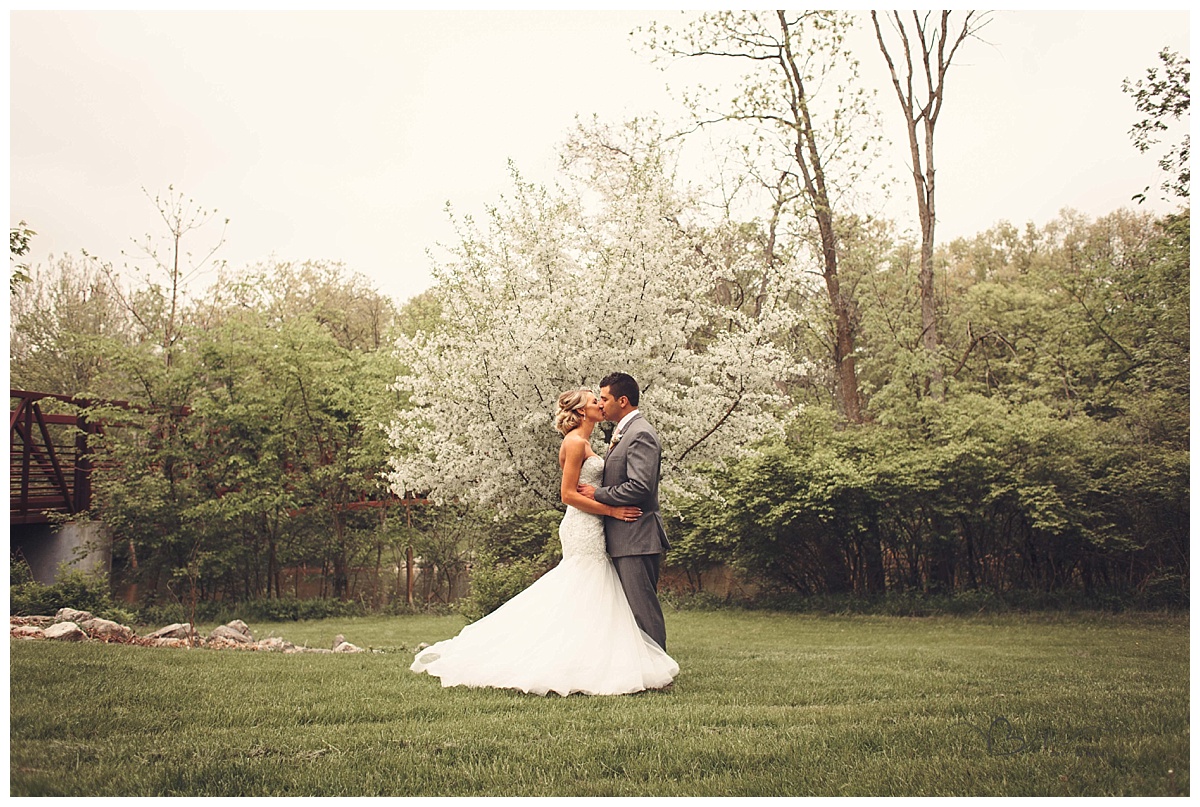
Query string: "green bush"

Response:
xmin=659 ymin=589 xmax=731 ymax=612
xmin=453 ymin=508 xmax=562 ymax=622
xmin=10 ymin=555 xmax=34 ymax=586
xmin=9 ymin=562 xmax=116 ymax=618
xmin=1137 ymin=573 xmax=1188 ymax=608
xmin=239 ymin=596 xmax=367 ymax=622
xmin=135 ymin=602 xmax=197 ymax=627
xmin=380 ymin=600 xmax=456 ymax=617
xmin=134 ymin=596 xmax=368 ymax=627
xmin=456 ymin=556 xmax=549 ymax=623
xmin=737 ymin=587 xmax=1184 ymax=616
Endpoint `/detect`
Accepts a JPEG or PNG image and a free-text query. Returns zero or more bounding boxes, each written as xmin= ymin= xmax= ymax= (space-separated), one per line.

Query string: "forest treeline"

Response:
xmin=673 ymin=222 xmax=1189 ymax=609
xmin=10 ymin=206 xmax=1188 ymax=611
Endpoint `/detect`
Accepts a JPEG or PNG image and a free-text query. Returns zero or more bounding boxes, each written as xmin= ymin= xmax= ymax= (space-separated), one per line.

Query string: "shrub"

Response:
xmin=239 ymin=597 xmax=368 ymax=622
xmin=9 ymin=561 xmax=116 ymax=618
xmin=659 ymin=589 xmax=731 ymax=612
xmin=380 ymin=600 xmax=456 ymax=617
xmin=133 ymin=597 xmax=368 ymax=627
xmin=455 ymin=556 xmax=549 ymax=623
xmin=454 ymin=508 xmax=562 ymax=622
xmin=1136 ymin=573 xmax=1188 ymax=608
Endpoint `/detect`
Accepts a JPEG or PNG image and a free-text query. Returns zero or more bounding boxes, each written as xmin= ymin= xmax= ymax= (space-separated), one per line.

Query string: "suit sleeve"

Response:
xmin=594 ymin=430 xmax=660 ymax=507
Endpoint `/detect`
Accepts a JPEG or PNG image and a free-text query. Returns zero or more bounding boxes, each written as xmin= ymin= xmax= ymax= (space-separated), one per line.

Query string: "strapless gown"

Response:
xmin=410 ymin=455 xmax=678 ymax=696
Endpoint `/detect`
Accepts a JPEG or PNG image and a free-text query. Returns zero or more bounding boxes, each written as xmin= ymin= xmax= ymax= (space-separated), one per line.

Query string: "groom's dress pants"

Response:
xmin=612 ymin=553 xmax=667 ymax=651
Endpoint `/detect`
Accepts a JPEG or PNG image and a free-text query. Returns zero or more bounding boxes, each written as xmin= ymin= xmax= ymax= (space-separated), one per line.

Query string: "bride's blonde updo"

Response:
xmin=555 ymin=389 xmax=591 ymax=436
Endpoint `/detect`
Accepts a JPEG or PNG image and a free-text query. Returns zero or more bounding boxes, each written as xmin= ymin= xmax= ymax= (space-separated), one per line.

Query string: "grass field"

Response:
xmin=9 ymin=610 xmax=1189 ymax=796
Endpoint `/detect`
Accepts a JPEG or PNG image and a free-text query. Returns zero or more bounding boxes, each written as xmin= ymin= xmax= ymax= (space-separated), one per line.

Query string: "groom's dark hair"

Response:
xmin=600 ymin=372 xmax=640 ymax=406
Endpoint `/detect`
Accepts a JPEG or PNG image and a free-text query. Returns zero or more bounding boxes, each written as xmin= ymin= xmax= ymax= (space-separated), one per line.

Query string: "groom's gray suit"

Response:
xmin=593 ymin=412 xmax=669 ymax=651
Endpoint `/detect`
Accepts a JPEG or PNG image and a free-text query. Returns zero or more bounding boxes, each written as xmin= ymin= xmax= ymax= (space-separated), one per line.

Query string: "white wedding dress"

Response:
xmin=410 ymin=455 xmax=678 ymax=696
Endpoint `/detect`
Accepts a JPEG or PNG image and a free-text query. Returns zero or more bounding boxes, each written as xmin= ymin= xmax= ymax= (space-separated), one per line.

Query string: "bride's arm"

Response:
xmin=560 ymin=438 xmax=641 ymax=520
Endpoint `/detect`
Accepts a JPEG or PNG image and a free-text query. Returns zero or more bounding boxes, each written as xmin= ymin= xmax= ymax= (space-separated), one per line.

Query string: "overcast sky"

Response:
xmin=9 ymin=8 xmax=1191 ymax=307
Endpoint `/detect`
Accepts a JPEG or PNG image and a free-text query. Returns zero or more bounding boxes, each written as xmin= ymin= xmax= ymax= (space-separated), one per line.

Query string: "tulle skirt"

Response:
xmin=410 ymin=555 xmax=678 ymax=696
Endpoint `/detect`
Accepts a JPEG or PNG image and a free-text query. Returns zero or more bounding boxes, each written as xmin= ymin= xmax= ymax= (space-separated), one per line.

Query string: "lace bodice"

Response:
xmin=577 ymin=453 xmax=603 ymax=487
xmin=560 ymin=455 xmax=608 ymax=561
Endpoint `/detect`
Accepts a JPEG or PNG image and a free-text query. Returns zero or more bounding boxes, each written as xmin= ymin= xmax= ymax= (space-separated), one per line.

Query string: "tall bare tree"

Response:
xmin=92 ymin=186 xmax=227 ymax=375
xmin=645 ymin=10 xmax=874 ymax=422
xmin=871 ymin=10 xmax=990 ymax=400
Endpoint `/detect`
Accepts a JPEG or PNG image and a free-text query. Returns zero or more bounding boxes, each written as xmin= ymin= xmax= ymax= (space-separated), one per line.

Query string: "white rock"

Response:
xmin=209 ymin=624 xmax=252 ymax=643
xmin=55 ymin=608 xmax=94 ymax=624
xmin=225 ymin=620 xmax=253 ymax=639
xmin=81 ymin=618 xmax=135 ymax=641
xmin=256 ymin=637 xmax=294 ymax=652
xmin=333 ymin=641 xmax=364 ymax=653
xmin=44 ymin=621 xmax=87 ymax=641
xmin=146 ymin=623 xmax=193 ymax=640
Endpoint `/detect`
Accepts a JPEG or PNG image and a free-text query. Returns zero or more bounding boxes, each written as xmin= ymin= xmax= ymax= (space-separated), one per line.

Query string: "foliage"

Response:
xmin=674 ymin=209 xmax=1188 ymax=603
xmin=134 ymin=597 xmax=368 ymax=627
xmin=1123 ymin=47 xmax=1190 ymax=201
xmin=387 ymin=119 xmax=802 ymax=513
xmin=9 ymin=561 xmax=125 ymax=620
xmin=9 ymin=253 xmax=133 ymax=398
xmin=454 ymin=509 xmax=562 ymax=622
xmin=89 ymin=260 xmax=405 ymax=606
xmin=9 ymin=190 xmax=413 ymax=609
xmin=9 ymin=220 xmax=36 ymax=293
xmin=402 ymin=503 xmax=491 ymax=606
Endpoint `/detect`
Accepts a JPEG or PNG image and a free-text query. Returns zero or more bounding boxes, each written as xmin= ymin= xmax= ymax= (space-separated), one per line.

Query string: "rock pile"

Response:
xmin=10 ymin=608 xmax=366 ymax=654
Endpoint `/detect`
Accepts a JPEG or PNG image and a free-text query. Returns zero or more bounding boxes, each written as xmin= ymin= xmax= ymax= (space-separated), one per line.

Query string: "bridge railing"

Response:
xmin=10 ymin=390 xmax=100 ymax=525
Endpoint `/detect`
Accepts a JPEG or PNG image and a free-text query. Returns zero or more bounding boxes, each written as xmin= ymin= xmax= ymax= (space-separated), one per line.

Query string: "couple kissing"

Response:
xmin=411 ymin=372 xmax=677 ymax=696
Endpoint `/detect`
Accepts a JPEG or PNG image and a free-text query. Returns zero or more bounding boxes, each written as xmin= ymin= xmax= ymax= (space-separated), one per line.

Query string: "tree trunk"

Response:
xmin=332 ymin=513 xmax=349 ymax=600
xmin=267 ymin=534 xmax=278 ymax=599
xmin=862 ymin=521 xmax=887 ymax=595
xmin=872 ymin=11 xmax=987 ymax=401
xmin=406 ymin=545 xmax=415 ymax=606
xmin=777 ymin=11 xmax=864 ymax=422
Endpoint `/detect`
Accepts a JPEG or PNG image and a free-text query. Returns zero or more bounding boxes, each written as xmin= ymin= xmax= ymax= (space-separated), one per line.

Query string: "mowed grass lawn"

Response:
xmin=9 ymin=609 xmax=1188 ymax=796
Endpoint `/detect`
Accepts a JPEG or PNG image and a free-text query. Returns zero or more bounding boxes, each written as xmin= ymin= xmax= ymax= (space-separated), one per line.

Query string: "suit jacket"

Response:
xmin=594 ymin=412 xmax=670 ymax=557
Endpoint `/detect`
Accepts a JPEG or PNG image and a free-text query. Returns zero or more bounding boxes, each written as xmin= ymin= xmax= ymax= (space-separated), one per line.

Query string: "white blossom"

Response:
xmin=388 ymin=122 xmax=806 ymax=514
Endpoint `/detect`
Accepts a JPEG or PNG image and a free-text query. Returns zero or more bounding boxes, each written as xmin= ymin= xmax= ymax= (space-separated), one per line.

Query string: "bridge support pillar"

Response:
xmin=10 ymin=521 xmax=112 ymax=585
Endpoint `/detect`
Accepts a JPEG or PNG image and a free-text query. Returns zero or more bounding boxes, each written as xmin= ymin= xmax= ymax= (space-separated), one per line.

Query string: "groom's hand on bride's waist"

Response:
xmin=576 ymin=484 xmax=596 ymax=500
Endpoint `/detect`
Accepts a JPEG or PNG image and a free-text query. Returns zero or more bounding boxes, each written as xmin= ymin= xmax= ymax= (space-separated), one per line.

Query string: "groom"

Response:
xmin=578 ymin=372 xmax=669 ymax=651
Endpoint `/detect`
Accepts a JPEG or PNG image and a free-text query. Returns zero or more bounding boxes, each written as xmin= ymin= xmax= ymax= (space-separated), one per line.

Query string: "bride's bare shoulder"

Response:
xmin=559 ymin=433 xmax=588 ymax=466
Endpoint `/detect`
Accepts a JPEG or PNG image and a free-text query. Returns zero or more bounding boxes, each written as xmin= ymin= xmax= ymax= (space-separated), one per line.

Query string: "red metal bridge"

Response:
xmin=9 ymin=390 xmax=101 ymax=526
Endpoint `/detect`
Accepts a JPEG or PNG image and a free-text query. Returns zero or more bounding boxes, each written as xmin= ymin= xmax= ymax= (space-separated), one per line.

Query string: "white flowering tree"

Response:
xmin=387 ymin=120 xmax=805 ymax=514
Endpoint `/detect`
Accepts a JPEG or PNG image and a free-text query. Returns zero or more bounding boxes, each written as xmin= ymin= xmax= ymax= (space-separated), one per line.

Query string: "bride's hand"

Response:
xmin=611 ymin=505 xmax=642 ymax=522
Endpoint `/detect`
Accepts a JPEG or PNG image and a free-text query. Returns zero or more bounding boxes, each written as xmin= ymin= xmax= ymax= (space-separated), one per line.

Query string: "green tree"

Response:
xmin=678 ymin=208 xmax=1187 ymax=604
xmin=10 ymin=221 xmax=36 ymax=294
xmin=10 ymin=253 xmax=131 ymax=398
xmin=174 ymin=261 xmax=402 ymax=602
xmin=82 ymin=197 xmax=406 ymax=606
xmin=1123 ymin=47 xmax=1190 ymax=201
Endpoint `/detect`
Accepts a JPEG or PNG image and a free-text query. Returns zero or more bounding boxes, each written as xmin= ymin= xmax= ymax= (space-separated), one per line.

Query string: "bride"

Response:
xmin=410 ymin=389 xmax=679 ymax=696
